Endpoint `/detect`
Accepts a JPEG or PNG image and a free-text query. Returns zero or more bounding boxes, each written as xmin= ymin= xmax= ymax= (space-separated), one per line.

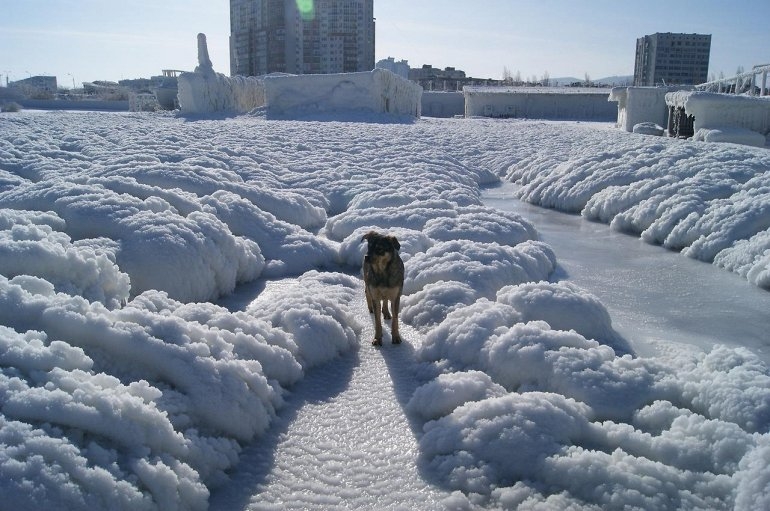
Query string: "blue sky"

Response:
xmin=1 ymin=0 xmax=767 ymax=86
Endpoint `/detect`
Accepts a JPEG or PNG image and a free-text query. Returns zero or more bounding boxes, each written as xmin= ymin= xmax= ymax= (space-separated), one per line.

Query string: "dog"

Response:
xmin=361 ymin=230 xmax=404 ymax=346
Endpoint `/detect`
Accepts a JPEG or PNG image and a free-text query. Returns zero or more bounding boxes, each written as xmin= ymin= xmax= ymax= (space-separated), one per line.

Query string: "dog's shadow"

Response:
xmin=377 ymin=329 xmax=447 ymax=489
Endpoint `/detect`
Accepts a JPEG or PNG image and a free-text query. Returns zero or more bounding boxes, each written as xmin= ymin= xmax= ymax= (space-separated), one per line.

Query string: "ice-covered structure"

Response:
xmin=177 ymin=34 xmax=265 ymax=114
xmin=666 ymin=91 xmax=770 ymax=146
xmin=609 ymin=86 xmax=684 ymax=132
xmin=696 ymin=64 xmax=770 ymax=96
xmin=463 ymin=86 xmax=616 ymax=121
xmin=263 ymin=68 xmax=422 ymax=119
xmin=177 ymin=33 xmax=420 ymax=119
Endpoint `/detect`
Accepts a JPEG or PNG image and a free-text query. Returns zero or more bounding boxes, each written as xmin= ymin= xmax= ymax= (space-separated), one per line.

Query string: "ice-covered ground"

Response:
xmin=1 ymin=111 xmax=769 ymax=510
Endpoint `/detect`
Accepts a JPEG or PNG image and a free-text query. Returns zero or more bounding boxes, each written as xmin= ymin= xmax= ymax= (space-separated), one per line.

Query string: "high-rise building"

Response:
xmin=230 ymin=0 xmax=375 ymax=77
xmin=633 ymin=32 xmax=711 ymax=86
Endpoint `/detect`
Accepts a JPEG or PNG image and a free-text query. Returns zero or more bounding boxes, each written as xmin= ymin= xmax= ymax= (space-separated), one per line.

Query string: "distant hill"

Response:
xmin=551 ymin=75 xmax=633 ymax=87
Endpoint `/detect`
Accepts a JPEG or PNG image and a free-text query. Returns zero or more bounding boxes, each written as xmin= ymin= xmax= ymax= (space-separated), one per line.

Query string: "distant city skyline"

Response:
xmin=1 ymin=0 xmax=768 ymax=86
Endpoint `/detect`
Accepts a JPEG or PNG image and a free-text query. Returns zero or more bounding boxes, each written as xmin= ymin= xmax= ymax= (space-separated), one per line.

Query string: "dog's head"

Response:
xmin=361 ymin=231 xmax=400 ymax=262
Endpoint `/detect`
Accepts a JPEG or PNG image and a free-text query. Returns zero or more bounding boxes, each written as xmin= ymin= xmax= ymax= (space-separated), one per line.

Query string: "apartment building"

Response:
xmin=230 ymin=0 xmax=375 ymax=77
xmin=633 ymin=32 xmax=711 ymax=86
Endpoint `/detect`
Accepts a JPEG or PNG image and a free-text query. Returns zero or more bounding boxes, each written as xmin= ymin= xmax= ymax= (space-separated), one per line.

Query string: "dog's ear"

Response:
xmin=389 ymin=236 xmax=400 ymax=251
xmin=361 ymin=230 xmax=376 ymax=243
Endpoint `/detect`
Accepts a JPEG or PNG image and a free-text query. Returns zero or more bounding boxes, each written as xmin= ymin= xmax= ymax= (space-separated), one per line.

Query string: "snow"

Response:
xmin=1 ymin=109 xmax=770 ymax=510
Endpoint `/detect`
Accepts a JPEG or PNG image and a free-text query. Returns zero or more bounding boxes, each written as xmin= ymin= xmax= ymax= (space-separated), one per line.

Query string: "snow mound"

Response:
xmin=0 ymin=269 xmax=362 ymax=510
xmin=413 ymin=277 xmax=770 ymax=508
xmin=400 ymin=280 xmax=480 ymax=332
xmin=633 ymin=122 xmax=665 ymax=136
xmin=0 ymin=209 xmax=130 ymax=308
xmin=407 ymin=370 xmax=507 ymax=421
xmin=404 ymin=239 xmax=556 ymax=298
xmin=244 ymin=272 xmax=363 ymax=369
xmin=496 ymin=280 xmax=629 ymax=353
xmin=423 ymin=205 xmax=538 ymax=246
xmin=693 ymin=127 xmax=767 ymax=147
xmin=420 ymin=392 xmax=593 ymax=493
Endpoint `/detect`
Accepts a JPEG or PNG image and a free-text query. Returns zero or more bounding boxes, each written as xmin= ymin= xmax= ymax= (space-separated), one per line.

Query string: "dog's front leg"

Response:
xmin=372 ymin=298 xmax=383 ymax=346
xmin=391 ymin=293 xmax=401 ymax=344
xmin=365 ymin=286 xmax=374 ymax=313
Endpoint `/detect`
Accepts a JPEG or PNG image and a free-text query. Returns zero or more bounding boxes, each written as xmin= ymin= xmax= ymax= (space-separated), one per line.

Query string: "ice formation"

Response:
xmin=263 ymin=68 xmax=422 ymax=119
xmin=177 ymin=33 xmax=265 ymax=114
xmin=666 ymin=90 xmax=770 ymax=143
xmin=610 ymin=86 xmax=770 ymax=146
xmin=609 ymin=86 xmax=682 ymax=132
xmin=178 ymin=33 xmax=421 ymax=118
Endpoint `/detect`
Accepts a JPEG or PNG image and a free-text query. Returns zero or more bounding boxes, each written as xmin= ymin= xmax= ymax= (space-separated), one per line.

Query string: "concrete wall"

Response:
xmin=464 ymin=87 xmax=616 ymax=121
xmin=421 ymin=91 xmax=464 ymax=118
xmin=18 ymin=99 xmax=129 ymax=111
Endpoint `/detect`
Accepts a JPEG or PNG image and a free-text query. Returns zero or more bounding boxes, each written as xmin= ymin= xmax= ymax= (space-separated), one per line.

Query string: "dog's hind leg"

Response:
xmin=363 ymin=257 xmax=374 ymax=313
xmin=365 ymin=286 xmax=374 ymax=313
xmin=382 ymin=300 xmax=391 ymax=319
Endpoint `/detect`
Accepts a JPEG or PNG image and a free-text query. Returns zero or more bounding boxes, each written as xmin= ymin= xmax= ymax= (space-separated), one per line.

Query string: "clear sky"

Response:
xmin=1 ymin=0 xmax=768 ymax=87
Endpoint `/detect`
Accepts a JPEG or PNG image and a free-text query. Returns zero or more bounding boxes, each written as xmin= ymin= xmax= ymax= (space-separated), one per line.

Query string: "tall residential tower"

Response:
xmin=633 ymin=32 xmax=711 ymax=86
xmin=230 ymin=0 xmax=375 ymax=77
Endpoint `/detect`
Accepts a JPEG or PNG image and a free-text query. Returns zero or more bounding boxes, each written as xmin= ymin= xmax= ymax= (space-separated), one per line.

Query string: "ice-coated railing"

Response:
xmin=696 ymin=64 xmax=770 ymax=96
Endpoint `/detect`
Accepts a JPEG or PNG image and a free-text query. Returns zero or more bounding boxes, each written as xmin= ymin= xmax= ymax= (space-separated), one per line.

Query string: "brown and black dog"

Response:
xmin=361 ymin=230 xmax=404 ymax=346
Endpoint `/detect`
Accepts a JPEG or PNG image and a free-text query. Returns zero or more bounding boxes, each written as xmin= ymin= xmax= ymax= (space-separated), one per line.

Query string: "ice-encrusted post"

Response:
xmin=177 ymin=32 xmax=266 ymax=114
xmin=195 ymin=33 xmax=214 ymax=75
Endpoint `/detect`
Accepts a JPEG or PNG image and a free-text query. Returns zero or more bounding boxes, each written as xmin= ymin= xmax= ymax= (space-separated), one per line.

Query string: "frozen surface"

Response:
xmin=483 ymin=182 xmax=770 ymax=364
xmin=506 ymin=120 xmax=770 ymax=288
xmin=1 ymin=112 xmax=770 ymax=509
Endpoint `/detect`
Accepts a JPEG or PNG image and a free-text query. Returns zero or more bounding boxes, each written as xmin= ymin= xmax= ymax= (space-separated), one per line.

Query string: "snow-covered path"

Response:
xmin=211 ymin=279 xmax=455 ymax=510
